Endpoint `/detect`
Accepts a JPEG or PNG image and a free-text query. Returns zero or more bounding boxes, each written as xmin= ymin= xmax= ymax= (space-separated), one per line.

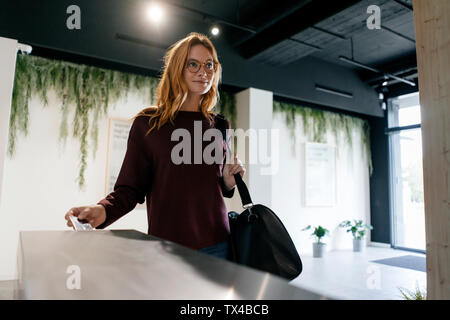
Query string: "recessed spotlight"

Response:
xmin=147 ymin=3 xmax=164 ymax=24
xmin=211 ymin=26 xmax=220 ymax=36
xmin=382 ymin=81 xmax=388 ymax=86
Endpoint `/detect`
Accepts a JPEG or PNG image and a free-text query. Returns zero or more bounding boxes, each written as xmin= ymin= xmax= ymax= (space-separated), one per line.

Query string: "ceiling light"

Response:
xmin=382 ymin=81 xmax=388 ymax=86
xmin=211 ymin=26 xmax=220 ymax=36
xmin=147 ymin=3 xmax=164 ymax=24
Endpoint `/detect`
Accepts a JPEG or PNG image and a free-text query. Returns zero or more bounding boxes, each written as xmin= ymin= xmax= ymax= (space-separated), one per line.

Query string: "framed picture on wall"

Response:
xmin=304 ymin=142 xmax=336 ymax=207
xmin=105 ymin=117 xmax=145 ymax=208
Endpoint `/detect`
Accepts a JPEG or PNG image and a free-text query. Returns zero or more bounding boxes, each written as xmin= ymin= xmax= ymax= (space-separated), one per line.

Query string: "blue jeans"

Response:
xmin=199 ymin=241 xmax=229 ymax=260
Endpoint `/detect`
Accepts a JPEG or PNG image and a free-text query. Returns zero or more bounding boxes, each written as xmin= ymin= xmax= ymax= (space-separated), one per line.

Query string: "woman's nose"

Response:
xmin=198 ymin=66 xmax=208 ymax=76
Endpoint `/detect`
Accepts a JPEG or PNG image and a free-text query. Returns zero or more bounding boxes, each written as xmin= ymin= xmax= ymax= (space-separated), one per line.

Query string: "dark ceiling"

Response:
xmin=0 ymin=0 xmax=418 ymax=117
xmin=155 ymin=0 xmax=417 ymax=89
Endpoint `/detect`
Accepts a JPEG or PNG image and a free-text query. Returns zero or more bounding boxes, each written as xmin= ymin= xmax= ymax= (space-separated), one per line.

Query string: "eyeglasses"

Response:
xmin=185 ymin=59 xmax=216 ymax=74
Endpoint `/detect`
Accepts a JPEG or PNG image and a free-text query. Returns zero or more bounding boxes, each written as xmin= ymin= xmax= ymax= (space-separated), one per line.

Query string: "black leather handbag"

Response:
xmin=216 ymin=114 xmax=303 ymax=281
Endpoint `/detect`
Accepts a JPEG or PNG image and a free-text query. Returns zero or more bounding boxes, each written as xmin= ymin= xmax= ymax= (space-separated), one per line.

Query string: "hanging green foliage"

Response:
xmin=215 ymin=90 xmax=237 ymax=129
xmin=9 ymin=54 xmax=237 ymax=189
xmin=273 ymin=101 xmax=373 ymax=176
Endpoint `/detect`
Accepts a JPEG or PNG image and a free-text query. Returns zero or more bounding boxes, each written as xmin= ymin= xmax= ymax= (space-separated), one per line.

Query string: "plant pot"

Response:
xmin=312 ymin=242 xmax=326 ymax=258
xmin=353 ymin=238 xmax=365 ymax=252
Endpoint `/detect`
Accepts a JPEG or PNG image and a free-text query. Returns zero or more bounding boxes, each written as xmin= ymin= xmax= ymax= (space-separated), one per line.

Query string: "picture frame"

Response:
xmin=304 ymin=142 xmax=336 ymax=207
xmin=105 ymin=117 xmax=146 ymax=208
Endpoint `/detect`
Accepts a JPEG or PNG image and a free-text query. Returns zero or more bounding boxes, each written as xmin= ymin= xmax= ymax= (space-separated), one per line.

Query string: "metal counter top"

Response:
xmin=17 ymin=230 xmax=327 ymax=300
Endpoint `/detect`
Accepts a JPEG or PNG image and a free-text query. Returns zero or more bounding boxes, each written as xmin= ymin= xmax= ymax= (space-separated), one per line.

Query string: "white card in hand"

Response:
xmin=69 ymin=216 xmax=94 ymax=231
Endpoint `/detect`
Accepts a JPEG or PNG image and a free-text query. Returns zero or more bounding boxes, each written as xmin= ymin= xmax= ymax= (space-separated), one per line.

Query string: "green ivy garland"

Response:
xmin=9 ymin=54 xmax=237 ymax=189
xmin=273 ymin=101 xmax=373 ymax=176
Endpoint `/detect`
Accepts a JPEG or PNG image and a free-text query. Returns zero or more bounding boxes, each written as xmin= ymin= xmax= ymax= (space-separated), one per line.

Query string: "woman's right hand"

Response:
xmin=65 ymin=204 xmax=106 ymax=229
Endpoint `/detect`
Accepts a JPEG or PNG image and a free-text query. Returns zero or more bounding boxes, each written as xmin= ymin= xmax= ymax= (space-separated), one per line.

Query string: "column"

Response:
xmin=413 ymin=0 xmax=450 ymax=299
xmin=0 ymin=36 xmax=18 ymax=207
xmin=224 ymin=87 xmax=274 ymax=212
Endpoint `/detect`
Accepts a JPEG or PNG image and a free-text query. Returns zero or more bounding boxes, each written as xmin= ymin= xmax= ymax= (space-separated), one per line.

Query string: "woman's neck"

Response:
xmin=180 ymin=93 xmax=202 ymax=112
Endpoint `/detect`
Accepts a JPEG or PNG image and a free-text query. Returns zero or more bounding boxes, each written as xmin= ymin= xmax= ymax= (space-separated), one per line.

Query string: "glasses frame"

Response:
xmin=185 ymin=58 xmax=217 ymax=74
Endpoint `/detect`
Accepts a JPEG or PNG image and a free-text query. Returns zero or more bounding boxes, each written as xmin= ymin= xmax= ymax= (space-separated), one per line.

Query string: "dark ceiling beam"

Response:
xmin=162 ymin=0 xmax=256 ymax=34
xmin=393 ymin=0 xmax=414 ymax=11
xmin=30 ymin=44 xmax=161 ymax=78
xmin=236 ymin=0 xmax=361 ymax=59
xmin=310 ymin=26 xmax=348 ymax=40
xmin=357 ymin=20 xmax=415 ymax=43
xmin=288 ymin=38 xmax=323 ymax=50
xmin=115 ymin=33 xmax=169 ymax=51
xmin=231 ymin=0 xmax=312 ymax=48
xmin=381 ymin=25 xmax=415 ymax=43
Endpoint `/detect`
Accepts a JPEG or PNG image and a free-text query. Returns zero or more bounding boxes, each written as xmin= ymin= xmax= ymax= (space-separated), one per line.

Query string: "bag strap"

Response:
xmin=216 ymin=114 xmax=254 ymax=209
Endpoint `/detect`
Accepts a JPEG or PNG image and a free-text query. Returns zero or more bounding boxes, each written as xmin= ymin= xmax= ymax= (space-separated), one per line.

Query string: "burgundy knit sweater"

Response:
xmin=96 ymin=110 xmax=235 ymax=250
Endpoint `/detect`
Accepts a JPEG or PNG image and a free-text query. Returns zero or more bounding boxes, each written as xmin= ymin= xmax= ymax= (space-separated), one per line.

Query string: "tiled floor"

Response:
xmin=290 ymin=246 xmax=427 ymax=300
xmin=0 ymin=246 xmax=426 ymax=300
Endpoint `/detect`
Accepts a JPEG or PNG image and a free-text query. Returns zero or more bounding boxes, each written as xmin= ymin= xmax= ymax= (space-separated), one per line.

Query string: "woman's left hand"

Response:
xmin=223 ymin=154 xmax=246 ymax=191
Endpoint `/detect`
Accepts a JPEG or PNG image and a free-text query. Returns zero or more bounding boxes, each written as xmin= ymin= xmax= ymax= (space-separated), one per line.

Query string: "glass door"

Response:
xmin=388 ymin=92 xmax=425 ymax=252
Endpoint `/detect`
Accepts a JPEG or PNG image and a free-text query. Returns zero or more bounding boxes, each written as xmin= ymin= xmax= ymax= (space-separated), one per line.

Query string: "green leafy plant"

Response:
xmin=10 ymin=55 xmax=159 ymax=189
xmin=273 ymin=101 xmax=372 ymax=176
xmin=9 ymin=54 xmax=236 ymax=189
xmin=398 ymin=282 xmax=426 ymax=300
xmin=339 ymin=220 xmax=373 ymax=240
xmin=302 ymin=225 xmax=330 ymax=244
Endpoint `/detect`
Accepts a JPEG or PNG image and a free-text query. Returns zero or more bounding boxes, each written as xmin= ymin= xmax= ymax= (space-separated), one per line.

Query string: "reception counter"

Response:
xmin=17 ymin=230 xmax=327 ymax=299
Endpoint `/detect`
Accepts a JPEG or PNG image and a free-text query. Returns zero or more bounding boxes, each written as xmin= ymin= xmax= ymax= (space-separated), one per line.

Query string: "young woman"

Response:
xmin=65 ymin=32 xmax=245 ymax=261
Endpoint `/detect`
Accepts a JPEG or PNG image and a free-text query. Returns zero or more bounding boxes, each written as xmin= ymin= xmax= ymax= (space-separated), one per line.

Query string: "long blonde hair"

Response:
xmin=134 ymin=32 xmax=222 ymax=135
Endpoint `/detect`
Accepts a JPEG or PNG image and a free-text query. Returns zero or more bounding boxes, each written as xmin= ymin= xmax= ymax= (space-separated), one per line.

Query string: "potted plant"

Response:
xmin=339 ymin=220 xmax=373 ymax=252
xmin=301 ymin=225 xmax=329 ymax=258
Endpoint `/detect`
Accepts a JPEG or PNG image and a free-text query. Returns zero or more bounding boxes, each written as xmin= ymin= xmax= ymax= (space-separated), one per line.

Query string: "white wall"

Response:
xmin=271 ymin=111 xmax=371 ymax=255
xmin=0 ymin=86 xmax=149 ymax=280
xmin=0 ymin=37 xmax=18 ymax=208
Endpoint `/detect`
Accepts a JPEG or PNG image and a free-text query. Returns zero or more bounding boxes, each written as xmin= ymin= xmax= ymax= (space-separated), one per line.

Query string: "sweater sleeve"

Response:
xmin=220 ymin=117 xmax=235 ymax=199
xmin=96 ymin=117 xmax=152 ymax=229
xmin=220 ymin=176 xmax=235 ymax=198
